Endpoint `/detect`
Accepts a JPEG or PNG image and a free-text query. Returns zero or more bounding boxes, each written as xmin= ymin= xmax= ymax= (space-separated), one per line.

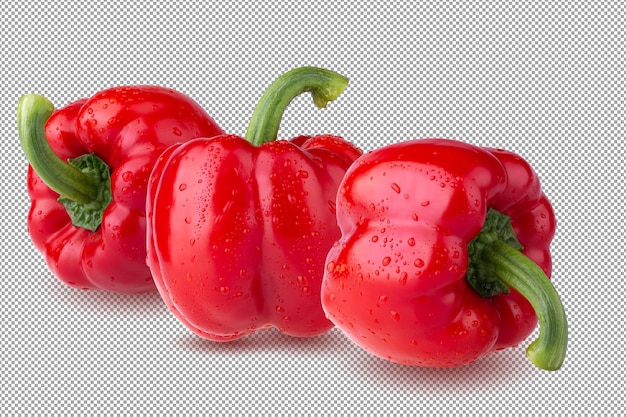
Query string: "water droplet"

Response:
xmin=414 ymin=258 xmax=425 ymax=268
xmin=407 ymin=237 xmax=415 ymax=246
xmin=412 ymin=213 xmax=419 ymax=221
xmin=121 ymin=186 xmax=130 ymax=194
xmin=371 ymin=235 xmax=379 ymax=242
xmin=122 ymin=171 xmax=133 ymax=182
xmin=399 ymin=272 xmax=408 ymax=285
xmin=287 ymin=194 xmax=296 ymax=204
xmin=186 ymin=272 xmax=193 ymax=281
xmin=326 ymin=261 xmax=335 ymax=272
xmin=184 ymin=217 xmax=192 ymax=224
xmin=421 ymin=200 xmax=430 ymax=207
xmin=189 ymin=238 xmax=195 ymax=246
xmin=297 ymin=170 xmax=309 ymax=178
xmin=220 ymin=286 xmax=230 ymax=294
xmin=379 ymin=295 xmax=388 ymax=303
xmin=391 ymin=183 xmax=401 ymax=194
xmin=276 ymin=305 xmax=285 ymax=313
xmin=327 ymin=200 xmax=336 ymax=214
xmin=390 ymin=311 xmax=400 ymax=321
xmin=172 ymin=127 xmax=182 ymax=136
xmin=382 ymin=257 xmax=391 ymax=266
xmin=179 ymin=183 xmax=188 ymax=191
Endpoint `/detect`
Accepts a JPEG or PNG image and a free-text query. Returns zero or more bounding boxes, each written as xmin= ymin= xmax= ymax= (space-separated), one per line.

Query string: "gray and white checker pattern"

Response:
xmin=2 ymin=1 xmax=624 ymax=414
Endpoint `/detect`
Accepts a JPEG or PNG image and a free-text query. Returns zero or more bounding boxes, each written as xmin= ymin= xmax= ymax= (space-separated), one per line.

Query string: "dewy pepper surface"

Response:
xmin=147 ymin=67 xmax=362 ymax=340
xmin=17 ymin=87 xmax=224 ymax=293
xmin=322 ymin=138 xmax=567 ymax=370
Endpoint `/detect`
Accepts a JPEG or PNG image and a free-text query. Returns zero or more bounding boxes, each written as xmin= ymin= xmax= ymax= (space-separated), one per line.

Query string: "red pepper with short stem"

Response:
xmin=17 ymin=87 xmax=224 ymax=293
xmin=322 ymin=138 xmax=567 ymax=370
xmin=146 ymin=67 xmax=362 ymax=340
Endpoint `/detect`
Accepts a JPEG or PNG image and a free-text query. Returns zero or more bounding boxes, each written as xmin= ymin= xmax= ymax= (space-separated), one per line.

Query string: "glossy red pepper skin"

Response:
xmin=147 ymin=134 xmax=362 ymax=340
xmin=322 ymin=138 xmax=558 ymax=367
xmin=25 ymin=87 xmax=224 ymax=293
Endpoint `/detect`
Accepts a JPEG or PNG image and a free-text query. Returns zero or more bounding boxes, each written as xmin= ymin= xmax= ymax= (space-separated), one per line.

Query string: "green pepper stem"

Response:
xmin=482 ymin=241 xmax=568 ymax=371
xmin=244 ymin=66 xmax=349 ymax=146
xmin=17 ymin=94 xmax=99 ymax=204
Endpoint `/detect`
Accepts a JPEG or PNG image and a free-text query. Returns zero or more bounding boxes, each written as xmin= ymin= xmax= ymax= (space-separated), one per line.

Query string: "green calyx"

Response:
xmin=57 ymin=154 xmax=112 ymax=231
xmin=467 ymin=209 xmax=524 ymax=297
xmin=17 ymin=94 xmax=112 ymax=232
xmin=467 ymin=208 xmax=568 ymax=371
xmin=244 ymin=66 xmax=349 ymax=146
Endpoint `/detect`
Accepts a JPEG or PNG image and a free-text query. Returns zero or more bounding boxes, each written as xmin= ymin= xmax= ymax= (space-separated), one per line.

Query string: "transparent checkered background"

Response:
xmin=2 ymin=1 xmax=624 ymax=414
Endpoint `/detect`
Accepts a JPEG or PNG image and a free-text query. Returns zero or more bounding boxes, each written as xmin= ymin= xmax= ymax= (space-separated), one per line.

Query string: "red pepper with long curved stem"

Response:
xmin=322 ymin=138 xmax=567 ymax=370
xmin=147 ymin=67 xmax=362 ymax=340
xmin=17 ymin=87 xmax=224 ymax=293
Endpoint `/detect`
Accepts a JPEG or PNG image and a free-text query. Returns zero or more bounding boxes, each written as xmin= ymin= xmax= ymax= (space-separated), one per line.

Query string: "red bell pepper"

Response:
xmin=322 ymin=138 xmax=567 ymax=370
xmin=17 ymin=86 xmax=224 ymax=293
xmin=147 ymin=67 xmax=362 ymax=340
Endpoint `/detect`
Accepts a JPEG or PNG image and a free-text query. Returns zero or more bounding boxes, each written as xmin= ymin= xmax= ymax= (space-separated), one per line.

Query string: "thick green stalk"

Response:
xmin=244 ymin=67 xmax=349 ymax=146
xmin=17 ymin=94 xmax=98 ymax=203
xmin=481 ymin=241 xmax=568 ymax=371
xmin=17 ymin=94 xmax=112 ymax=231
xmin=468 ymin=209 xmax=567 ymax=371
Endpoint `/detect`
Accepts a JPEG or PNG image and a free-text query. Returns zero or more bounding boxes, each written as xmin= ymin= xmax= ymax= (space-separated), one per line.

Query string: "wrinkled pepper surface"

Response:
xmin=147 ymin=67 xmax=362 ymax=340
xmin=17 ymin=87 xmax=223 ymax=293
xmin=322 ymin=138 xmax=567 ymax=370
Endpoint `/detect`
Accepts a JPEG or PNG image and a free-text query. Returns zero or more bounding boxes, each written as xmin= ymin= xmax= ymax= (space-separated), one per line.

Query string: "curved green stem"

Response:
xmin=481 ymin=241 xmax=568 ymax=371
xmin=17 ymin=94 xmax=99 ymax=203
xmin=244 ymin=66 xmax=349 ymax=146
xmin=17 ymin=94 xmax=112 ymax=231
